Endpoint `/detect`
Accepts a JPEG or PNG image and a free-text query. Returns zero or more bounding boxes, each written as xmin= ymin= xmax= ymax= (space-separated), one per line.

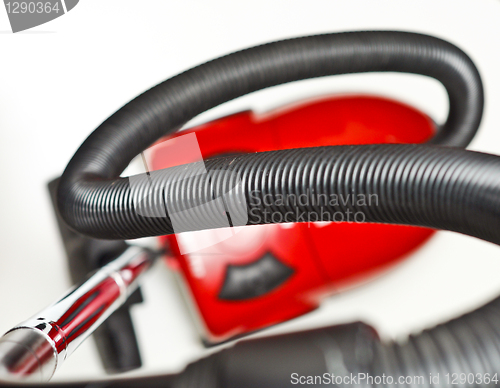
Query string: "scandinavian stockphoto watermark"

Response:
xmin=3 ymin=0 xmax=79 ymax=33
xmin=130 ymin=132 xmax=378 ymax=253
xmin=248 ymin=189 xmax=377 ymax=224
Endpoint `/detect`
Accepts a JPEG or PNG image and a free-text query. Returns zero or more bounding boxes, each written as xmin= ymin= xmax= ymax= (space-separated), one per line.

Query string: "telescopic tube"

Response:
xmin=0 ymin=246 xmax=156 ymax=382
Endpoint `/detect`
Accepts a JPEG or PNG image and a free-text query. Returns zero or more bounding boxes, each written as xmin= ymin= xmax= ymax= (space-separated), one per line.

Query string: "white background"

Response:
xmin=1 ymin=0 xmax=500 ymax=382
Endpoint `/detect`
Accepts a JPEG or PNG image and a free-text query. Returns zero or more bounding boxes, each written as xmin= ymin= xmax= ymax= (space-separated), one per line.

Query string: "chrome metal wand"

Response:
xmin=0 ymin=245 xmax=156 ymax=382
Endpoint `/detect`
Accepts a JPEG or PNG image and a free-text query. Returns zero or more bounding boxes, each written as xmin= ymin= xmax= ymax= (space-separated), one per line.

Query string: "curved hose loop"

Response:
xmin=57 ymin=31 xmax=484 ymax=240
xmin=53 ymin=31 xmax=500 ymax=388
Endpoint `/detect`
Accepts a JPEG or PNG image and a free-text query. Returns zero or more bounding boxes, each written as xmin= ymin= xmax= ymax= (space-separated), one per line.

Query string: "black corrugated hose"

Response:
xmin=57 ymin=31 xmax=484 ymax=240
xmin=50 ymin=31 xmax=500 ymax=387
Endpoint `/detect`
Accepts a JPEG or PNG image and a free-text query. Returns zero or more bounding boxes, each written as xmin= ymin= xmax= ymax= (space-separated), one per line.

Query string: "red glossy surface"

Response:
xmin=151 ymin=95 xmax=435 ymax=343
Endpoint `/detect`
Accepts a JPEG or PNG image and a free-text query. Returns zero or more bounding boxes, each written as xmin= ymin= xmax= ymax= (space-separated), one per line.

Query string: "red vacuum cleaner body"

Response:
xmin=150 ymin=95 xmax=435 ymax=344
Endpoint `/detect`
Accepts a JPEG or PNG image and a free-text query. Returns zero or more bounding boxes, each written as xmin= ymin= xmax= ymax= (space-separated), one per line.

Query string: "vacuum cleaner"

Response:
xmin=1 ymin=30 xmax=499 ymax=387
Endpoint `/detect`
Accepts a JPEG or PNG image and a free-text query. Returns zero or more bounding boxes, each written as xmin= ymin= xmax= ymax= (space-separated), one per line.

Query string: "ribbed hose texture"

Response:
xmin=60 ymin=144 xmax=500 ymax=387
xmin=54 ymin=31 xmax=494 ymax=386
xmin=57 ymin=31 xmax=484 ymax=240
xmin=61 ymin=145 xmax=500 ymax=244
xmin=171 ymin=296 xmax=500 ymax=388
xmin=370 ymin=295 xmax=500 ymax=388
